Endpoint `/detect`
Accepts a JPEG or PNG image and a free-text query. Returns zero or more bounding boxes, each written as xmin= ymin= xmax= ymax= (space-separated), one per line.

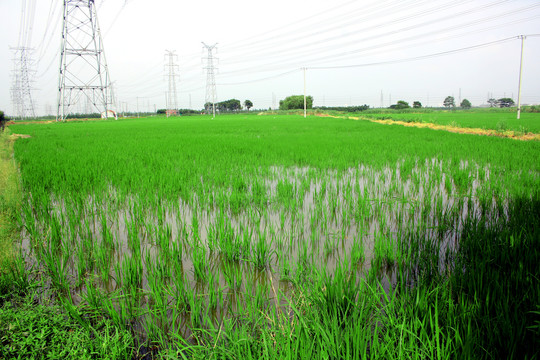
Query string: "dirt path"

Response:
xmin=316 ymin=114 xmax=540 ymax=141
xmin=10 ymin=134 xmax=32 ymax=140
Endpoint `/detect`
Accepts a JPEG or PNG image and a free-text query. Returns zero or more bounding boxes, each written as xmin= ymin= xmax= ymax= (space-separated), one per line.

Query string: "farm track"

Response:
xmin=317 ymin=113 xmax=540 ymax=141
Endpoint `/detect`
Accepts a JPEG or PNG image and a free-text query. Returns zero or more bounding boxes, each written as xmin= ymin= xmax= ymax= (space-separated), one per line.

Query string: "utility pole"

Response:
xmin=303 ymin=67 xmax=307 ymax=118
xmin=202 ymin=42 xmax=218 ymax=118
xmin=10 ymin=47 xmax=36 ymax=120
xmin=517 ymin=35 xmax=526 ymax=120
xmin=164 ymin=50 xmax=179 ymax=117
xmin=57 ymin=0 xmax=115 ymax=121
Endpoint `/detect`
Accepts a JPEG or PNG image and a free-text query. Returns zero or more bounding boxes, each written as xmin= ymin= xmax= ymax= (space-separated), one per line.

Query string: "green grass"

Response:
xmin=0 ymin=130 xmax=21 ymax=271
xmin=4 ymin=113 xmax=540 ymax=359
xmin=0 ymin=293 xmax=134 ymax=359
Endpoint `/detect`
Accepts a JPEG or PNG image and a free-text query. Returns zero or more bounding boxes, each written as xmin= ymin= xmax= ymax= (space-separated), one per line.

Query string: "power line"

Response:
xmin=307 ymin=35 xmax=535 ymax=70
xmin=219 ymin=69 xmax=300 ymax=86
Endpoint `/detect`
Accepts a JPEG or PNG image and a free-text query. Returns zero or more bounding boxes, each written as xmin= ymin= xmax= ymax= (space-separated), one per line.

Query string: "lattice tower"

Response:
xmin=57 ymin=0 xmax=115 ymax=121
xmin=10 ymin=47 xmax=37 ymax=120
xmin=202 ymin=42 xmax=218 ymax=117
xmin=164 ymin=50 xmax=179 ymax=116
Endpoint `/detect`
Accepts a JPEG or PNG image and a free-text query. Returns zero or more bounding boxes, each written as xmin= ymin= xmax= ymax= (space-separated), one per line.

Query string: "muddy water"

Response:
xmin=19 ymin=161 xmax=503 ymax=340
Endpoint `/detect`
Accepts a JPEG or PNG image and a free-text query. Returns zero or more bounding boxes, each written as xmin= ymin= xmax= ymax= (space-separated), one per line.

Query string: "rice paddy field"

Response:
xmin=3 ymin=112 xmax=540 ymax=359
xmin=361 ymin=109 xmax=540 ymax=133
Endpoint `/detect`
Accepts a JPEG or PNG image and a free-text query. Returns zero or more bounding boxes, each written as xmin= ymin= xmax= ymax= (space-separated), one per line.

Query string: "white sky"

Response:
xmin=1 ymin=0 xmax=540 ymax=116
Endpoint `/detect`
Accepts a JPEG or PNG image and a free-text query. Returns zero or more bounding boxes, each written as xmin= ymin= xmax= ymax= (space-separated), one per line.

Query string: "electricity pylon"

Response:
xmin=10 ymin=47 xmax=36 ymax=120
xmin=164 ymin=50 xmax=179 ymax=117
xmin=57 ymin=0 xmax=115 ymax=121
xmin=202 ymin=42 xmax=218 ymax=118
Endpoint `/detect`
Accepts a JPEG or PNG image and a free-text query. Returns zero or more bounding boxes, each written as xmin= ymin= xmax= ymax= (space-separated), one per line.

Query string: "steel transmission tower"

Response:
xmin=10 ymin=47 xmax=37 ymax=120
xmin=57 ymin=0 xmax=115 ymax=121
xmin=202 ymin=42 xmax=218 ymax=117
xmin=164 ymin=50 xmax=179 ymax=116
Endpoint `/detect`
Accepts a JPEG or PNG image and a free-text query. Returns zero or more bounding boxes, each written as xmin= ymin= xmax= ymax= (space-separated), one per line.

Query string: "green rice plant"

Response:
xmin=0 ymin=255 xmax=30 ymax=299
xmin=496 ymin=120 xmax=508 ymax=132
xmin=188 ymin=292 xmax=205 ymax=329
xmin=207 ymin=272 xmax=219 ymax=309
xmin=192 ymin=244 xmax=208 ymax=282
xmin=222 ymin=260 xmax=242 ymax=292
xmin=94 ymin=239 xmax=112 ymax=283
xmin=323 ymin=232 xmax=338 ymax=257
xmin=311 ymin=256 xmax=357 ymax=327
xmin=118 ymin=254 xmax=143 ymax=293
xmin=253 ymin=229 xmax=272 ymax=269
xmin=81 ymin=278 xmax=105 ymax=311
xmin=191 ymin=210 xmax=200 ymax=241
xmin=350 ymin=234 xmax=365 ymax=265
xmin=215 ymin=214 xmax=242 ymax=262
xmin=75 ymin=241 xmax=89 ymax=286
xmin=278 ymin=252 xmax=291 ymax=279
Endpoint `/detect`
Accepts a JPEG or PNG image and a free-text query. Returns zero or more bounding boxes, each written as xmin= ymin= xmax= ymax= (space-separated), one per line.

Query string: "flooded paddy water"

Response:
xmin=19 ymin=158 xmax=507 ymax=342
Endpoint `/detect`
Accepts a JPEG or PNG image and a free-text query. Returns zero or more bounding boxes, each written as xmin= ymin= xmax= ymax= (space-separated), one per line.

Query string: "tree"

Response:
xmin=217 ymin=99 xmax=242 ymax=112
xmin=487 ymin=98 xmax=498 ymax=107
xmin=389 ymin=100 xmax=410 ymax=110
xmin=279 ymin=95 xmax=313 ymax=110
xmin=0 ymin=111 xmax=5 ymax=131
xmin=244 ymin=100 xmax=253 ymax=111
xmin=460 ymin=99 xmax=472 ymax=109
xmin=498 ymin=98 xmax=515 ymax=108
xmin=413 ymin=101 xmax=422 ymax=108
xmin=443 ymin=96 xmax=455 ymax=108
xmin=204 ymin=102 xmax=214 ymax=114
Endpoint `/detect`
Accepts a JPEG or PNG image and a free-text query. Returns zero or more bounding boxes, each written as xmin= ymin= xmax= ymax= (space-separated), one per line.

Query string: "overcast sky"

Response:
xmin=1 ymin=0 xmax=540 ymax=116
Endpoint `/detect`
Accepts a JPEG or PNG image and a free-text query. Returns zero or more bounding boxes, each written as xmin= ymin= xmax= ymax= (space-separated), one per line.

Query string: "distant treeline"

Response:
xmin=156 ymin=109 xmax=200 ymax=115
xmin=314 ymin=105 xmax=370 ymax=112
